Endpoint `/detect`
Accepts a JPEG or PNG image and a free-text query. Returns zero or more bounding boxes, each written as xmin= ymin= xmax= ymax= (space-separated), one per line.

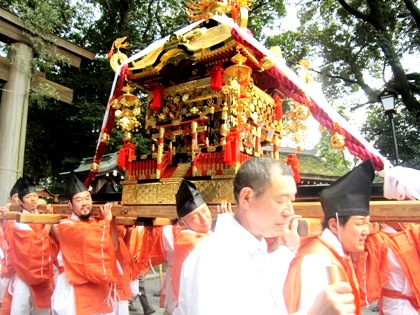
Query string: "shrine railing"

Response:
xmin=127 ymin=150 xmax=172 ymax=180
xmin=192 ymin=151 xmax=252 ymax=177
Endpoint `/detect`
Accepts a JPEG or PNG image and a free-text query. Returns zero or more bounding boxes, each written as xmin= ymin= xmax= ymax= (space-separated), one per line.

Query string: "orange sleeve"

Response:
xmin=116 ymin=235 xmax=133 ymax=300
xmin=11 ymin=226 xmax=53 ymax=285
xmin=10 ymin=224 xmax=54 ymax=309
xmin=129 ymin=226 xmax=144 ymax=257
xmin=58 ymin=218 xmax=117 ymax=285
xmin=133 ymin=226 xmax=166 ymax=276
xmin=0 ymin=225 xmax=10 ymax=276
xmin=354 ymin=233 xmax=389 ymax=306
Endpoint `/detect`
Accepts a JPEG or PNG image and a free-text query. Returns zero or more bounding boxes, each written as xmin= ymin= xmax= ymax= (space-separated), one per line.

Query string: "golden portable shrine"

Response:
xmin=13 ymin=1 xmax=418 ymax=225
xmin=89 ymin=7 xmax=302 ymax=209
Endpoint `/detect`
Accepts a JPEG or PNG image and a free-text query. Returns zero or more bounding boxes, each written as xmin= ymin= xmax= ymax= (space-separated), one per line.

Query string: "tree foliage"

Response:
xmin=290 ymin=0 xmax=419 ymax=112
xmin=279 ymin=0 xmax=420 ymax=167
xmin=361 ymin=105 xmax=420 ymax=168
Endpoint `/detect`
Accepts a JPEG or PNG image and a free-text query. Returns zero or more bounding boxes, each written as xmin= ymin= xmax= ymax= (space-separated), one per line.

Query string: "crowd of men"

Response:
xmin=0 ymin=157 xmax=418 ymax=315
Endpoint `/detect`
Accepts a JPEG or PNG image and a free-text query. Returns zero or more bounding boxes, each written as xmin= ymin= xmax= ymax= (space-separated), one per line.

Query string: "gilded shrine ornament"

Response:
xmin=90 ymin=162 xmax=99 ymax=172
xmin=330 ymin=132 xmax=346 ymax=151
xmin=109 ymin=37 xmax=129 ymax=72
xmin=100 ymin=133 xmax=110 ymax=143
xmin=113 ymin=86 xmax=142 ymax=133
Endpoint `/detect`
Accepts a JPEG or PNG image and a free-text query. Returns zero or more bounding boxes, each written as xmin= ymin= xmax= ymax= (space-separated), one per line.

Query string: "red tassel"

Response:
xmin=333 ymin=122 xmax=345 ymax=135
xmin=117 ymin=142 xmax=137 ymax=169
xmin=285 ymin=153 xmax=301 ymax=183
xmin=107 ymin=44 xmax=114 ymax=59
xmin=223 ymin=130 xmax=241 ymax=167
xmin=210 ymin=64 xmax=223 ymax=91
xmin=274 ymin=96 xmax=283 ymax=121
xmin=239 ymin=80 xmax=248 ymax=98
xmin=231 ymin=6 xmax=238 ymax=22
xmin=224 ymin=142 xmax=232 ymax=166
xmin=117 ymin=146 xmax=127 ymax=169
xmin=151 ymin=86 xmax=163 ymax=111
xmin=128 ymin=143 xmax=136 ymax=162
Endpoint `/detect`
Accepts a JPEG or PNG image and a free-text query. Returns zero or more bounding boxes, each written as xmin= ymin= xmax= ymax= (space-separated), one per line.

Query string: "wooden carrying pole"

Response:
xmin=6 ymin=199 xmax=420 ymax=225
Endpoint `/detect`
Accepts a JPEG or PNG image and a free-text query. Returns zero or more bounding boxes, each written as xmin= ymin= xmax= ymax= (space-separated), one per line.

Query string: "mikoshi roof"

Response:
xmin=87 ymin=13 xmax=420 ymax=201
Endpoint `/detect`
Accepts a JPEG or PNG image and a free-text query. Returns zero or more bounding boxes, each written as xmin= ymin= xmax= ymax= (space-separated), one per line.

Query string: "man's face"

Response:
xmin=181 ymin=203 xmax=212 ymax=234
xmin=339 ymin=215 xmax=370 ymax=253
xmin=70 ymin=191 xmax=93 ymax=220
xmin=19 ymin=192 xmax=39 ymax=212
xmin=10 ymin=193 xmax=19 ymax=205
xmin=246 ymin=174 xmax=297 ymax=239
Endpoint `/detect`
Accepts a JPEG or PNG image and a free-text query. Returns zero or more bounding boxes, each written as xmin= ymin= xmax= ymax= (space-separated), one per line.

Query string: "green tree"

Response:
xmin=279 ymin=0 xmax=420 ymax=167
xmin=362 ymin=104 xmax=420 ymax=168
xmin=290 ymin=0 xmax=419 ymax=113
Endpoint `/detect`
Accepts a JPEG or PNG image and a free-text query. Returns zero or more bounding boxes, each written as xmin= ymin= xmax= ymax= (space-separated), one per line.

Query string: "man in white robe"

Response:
xmin=174 ymin=157 xmax=356 ymax=315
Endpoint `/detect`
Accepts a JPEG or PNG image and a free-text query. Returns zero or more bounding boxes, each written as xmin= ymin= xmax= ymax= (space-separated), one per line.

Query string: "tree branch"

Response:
xmin=310 ymin=68 xmax=359 ymax=85
xmin=336 ymin=0 xmax=370 ymax=22
xmin=350 ymin=100 xmax=372 ymax=111
xmin=402 ymin=0 xmax=420 ymax=30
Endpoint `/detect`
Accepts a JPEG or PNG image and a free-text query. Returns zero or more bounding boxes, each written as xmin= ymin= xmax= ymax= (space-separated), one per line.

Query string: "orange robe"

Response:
xmin=9 ymin=223 xmax=55 ymax=309
xmin=115 ymin=226 xmax=133 ymax=301
xmin=283 ymin=235 xmax=361 ymax=315
xmin=0 ymin=224 xmax=11 ymax=277
xmin=130 ymin=226 xmax=165 ymax=278
xmin=58 ymin=218 xmax=118 ymax=315
xmin=355 ymin=223 xmax=420 ymax=312
xmin=0 ymin=220 xmax=15 ymax=315
xmin=171 ymin=229 xmax=207 ymax=304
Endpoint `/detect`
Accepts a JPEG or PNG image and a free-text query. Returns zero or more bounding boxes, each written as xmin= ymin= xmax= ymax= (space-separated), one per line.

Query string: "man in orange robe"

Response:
xmin=6 ymin=176 xmax=55 ymax=314
xmin=283 ymin=160 xmax=375 ymax=315
xmin=52 ymin=172 xmax=119 ymax=315
xmin=355 ymin=222 xmax=420 ymax=314
xmin=0 ymin=179 xmax=21 ymax=305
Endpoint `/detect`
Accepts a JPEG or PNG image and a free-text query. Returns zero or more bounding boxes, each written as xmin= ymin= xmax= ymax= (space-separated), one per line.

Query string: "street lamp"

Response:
xmin=378 ymin=89 xmax=399 ymax=166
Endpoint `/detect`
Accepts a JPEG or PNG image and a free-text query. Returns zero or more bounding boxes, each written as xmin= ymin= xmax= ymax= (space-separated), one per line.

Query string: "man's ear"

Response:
xmin=178 ymin=217 xmax=186 ymax=227
xmin=238 ymin=187 xmax=253 ymax=207
xmin=328 ymin=217 xmax=339 ymax=234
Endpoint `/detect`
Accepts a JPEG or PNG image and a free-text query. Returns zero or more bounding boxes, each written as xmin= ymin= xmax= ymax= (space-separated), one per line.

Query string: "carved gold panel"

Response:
xmin=121 ymin=178 xmax=235 ymax=205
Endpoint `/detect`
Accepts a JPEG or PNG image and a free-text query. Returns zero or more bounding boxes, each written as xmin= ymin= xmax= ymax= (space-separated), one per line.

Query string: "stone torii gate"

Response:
xmin=0 ymin=8 xmax=95 ymax=204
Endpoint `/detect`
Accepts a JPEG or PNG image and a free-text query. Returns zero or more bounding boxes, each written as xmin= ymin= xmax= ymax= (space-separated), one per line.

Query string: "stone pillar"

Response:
xmin=0 ymin=42 xmax=33 ymax=204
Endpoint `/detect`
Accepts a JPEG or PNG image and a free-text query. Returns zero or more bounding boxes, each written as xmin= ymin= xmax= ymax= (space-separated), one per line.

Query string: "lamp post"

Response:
xmin=378 ymin=89 xmax=399 ymax=166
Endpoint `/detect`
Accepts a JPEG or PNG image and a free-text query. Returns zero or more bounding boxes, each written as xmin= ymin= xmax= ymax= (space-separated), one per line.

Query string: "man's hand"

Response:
xmin=100 ymin=202 xmax=113 ymax=222
xmin=0 ymin=205 xmax=10 ymax=216
xmin=307 ymin=282 xmax=356 ymax=315
xmin=45 ymin=204 xmax=53 ymax=214
xmin=282 ymin=214 xmax=301 ymax=252
xmin=267 ymin=215 xmax=301 ymax=253
xmin=216 ymin=200 xmax=233 ymax=215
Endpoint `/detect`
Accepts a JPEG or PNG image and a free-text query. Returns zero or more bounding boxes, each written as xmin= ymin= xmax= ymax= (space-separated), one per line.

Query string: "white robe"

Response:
xmin=173 ymin=214 xmax=294 ymax=315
